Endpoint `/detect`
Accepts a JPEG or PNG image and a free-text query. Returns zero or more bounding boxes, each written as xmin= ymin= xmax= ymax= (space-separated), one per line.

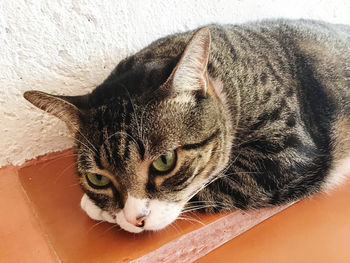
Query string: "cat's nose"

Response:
xmin=135 ymin=212 xmax=149 ymax=228
xmin=123 ymin=195 xmax=150 ymax=227
xmin=125 ymin=211 xmax=150 ymax=227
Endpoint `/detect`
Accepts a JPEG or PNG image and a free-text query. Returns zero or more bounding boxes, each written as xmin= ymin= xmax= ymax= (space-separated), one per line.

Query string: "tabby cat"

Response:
xmin=24 ymin=19 xmax=350 ymax=233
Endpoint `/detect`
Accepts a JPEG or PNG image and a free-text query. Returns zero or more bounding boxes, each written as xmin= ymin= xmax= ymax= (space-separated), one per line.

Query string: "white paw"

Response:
xmin=80 ymin=194 xmax=117 ymax=223
xmin=101 ymin=210 xmax=117 ymax=223
xmin=80 ymin=194 xmax=104 ymax=221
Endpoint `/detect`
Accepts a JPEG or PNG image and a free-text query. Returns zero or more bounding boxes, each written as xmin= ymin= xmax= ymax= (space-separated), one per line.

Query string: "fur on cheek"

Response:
xmin=144 ymin=200 xmax=183 ymax=231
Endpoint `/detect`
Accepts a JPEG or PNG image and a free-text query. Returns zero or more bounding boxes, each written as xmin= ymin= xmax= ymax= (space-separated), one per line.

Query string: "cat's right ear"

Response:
xmin=24 ymin=90 xmax=87 ymax=134
xmin=160 ymin=27 xmax=211 ymax=98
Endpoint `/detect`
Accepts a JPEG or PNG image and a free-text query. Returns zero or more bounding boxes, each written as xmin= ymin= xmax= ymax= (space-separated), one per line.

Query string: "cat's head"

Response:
xmin=24 ymin=28 xmax=233 ymax=233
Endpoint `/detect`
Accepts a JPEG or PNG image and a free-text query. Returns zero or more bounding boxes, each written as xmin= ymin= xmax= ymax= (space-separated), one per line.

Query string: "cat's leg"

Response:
xmin=80 ymin=194 xmax=116 ymax=223
xmin=188 ymin=181 xmax=236 ymax=213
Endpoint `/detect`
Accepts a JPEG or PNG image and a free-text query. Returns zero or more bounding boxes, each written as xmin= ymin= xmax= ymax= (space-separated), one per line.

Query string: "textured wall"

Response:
xmin=1 ymin=0 xmax=350 ymax=167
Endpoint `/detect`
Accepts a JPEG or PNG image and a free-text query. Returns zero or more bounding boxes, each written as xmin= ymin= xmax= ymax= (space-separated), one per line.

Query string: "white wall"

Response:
xmin=1 ymin=0 xmax=350 ymax=167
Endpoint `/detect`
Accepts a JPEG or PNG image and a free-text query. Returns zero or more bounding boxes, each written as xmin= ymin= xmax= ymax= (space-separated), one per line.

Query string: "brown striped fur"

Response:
xmin=24 ymin=19 xmax=350 ymax=231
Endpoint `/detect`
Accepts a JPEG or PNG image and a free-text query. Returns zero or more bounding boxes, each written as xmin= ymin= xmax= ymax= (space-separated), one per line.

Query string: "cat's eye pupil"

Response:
xmin=151 ymin=151 xmax=176 ymax=173
xmin=161 ymin=155 xmax=167 ymax=164
xmin=96 ymin=174 xmax=102 ymax=181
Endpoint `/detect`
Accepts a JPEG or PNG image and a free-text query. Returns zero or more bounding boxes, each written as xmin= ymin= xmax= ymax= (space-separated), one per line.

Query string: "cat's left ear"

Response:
xmin=163 ymin=27 xmax=211 ymax=96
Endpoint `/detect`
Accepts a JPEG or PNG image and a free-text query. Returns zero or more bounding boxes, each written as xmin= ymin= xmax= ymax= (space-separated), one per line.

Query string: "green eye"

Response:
xmin=152 ymin=151 xmax=177 ymax=173
xmin=86 ymin=173 xmax=111 ymax=188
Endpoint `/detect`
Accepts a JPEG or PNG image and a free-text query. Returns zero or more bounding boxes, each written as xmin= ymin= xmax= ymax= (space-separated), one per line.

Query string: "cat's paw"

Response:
xmin=80 ymin=194 xmax=103 ymax=221
xmin=80 ymin=194 xmax=116 ymax=223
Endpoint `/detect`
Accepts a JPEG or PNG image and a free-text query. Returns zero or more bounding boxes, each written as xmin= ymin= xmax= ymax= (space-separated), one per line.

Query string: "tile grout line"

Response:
xmin=16 ymin=167 xmax=63 ymax=263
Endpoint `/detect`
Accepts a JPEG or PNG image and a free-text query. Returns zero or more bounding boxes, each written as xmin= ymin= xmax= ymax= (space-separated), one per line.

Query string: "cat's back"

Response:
xmin=104 ymin=19 xmax=350 ymax=107
xmin=112 ymin=19 xmax=350 ymax=79
xmin=127 ymin=19 xmax=350 ymax=61
xmin=208 ymin=19 xmax=350 ymax=74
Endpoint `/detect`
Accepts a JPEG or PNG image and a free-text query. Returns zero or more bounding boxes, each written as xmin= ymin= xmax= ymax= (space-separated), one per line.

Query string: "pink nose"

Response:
xmin=125 ymin=212 xmax=150 ymax=227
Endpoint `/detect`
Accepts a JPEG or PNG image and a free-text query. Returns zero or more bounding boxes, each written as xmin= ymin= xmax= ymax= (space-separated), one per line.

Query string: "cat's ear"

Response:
xmin=24 ymin=90 xmax=87 ymax=134
xmin=164 ymin=27 xmax=211 ymax=96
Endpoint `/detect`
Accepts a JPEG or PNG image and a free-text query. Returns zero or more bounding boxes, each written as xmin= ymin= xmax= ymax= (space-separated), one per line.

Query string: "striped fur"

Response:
xmin=24 ymin=19 xmax=350 ymax=232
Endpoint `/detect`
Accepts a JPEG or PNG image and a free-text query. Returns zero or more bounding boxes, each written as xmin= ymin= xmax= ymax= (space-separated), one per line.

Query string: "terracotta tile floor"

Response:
xmin=0 ymin=150 xmax=349 ymax=262
xmin=16 ymin=151 xmax=222 ymax=262
xmin=198 ymin=179 xmax=350 ymax=263
xmin=0 ymin=166 xmax=56 ymax=263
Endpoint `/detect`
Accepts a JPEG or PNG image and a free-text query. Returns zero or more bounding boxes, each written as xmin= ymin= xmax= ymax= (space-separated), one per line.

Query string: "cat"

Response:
xmin=24 ymin=19 xmax=350 ymax=233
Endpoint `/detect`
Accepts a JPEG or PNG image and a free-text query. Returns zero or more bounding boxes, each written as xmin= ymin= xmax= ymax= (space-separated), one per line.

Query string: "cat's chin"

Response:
xmin=80 ymin=194 xmax=182 ymax=233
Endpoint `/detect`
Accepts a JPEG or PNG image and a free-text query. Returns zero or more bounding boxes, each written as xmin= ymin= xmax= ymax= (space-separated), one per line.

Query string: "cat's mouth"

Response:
xmin=80 ymin=194 xmax=182 ymax=233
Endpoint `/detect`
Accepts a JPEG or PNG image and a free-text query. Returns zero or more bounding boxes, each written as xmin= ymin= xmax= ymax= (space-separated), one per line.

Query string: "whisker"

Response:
xmin=75 ymin=129 xmax=98 ymax=154
xmin=87 ymin=220 xmax=105 ymax=233
xmin=184 ymin=152 xmax=242 ymax=206
xmin=100 ymin=223 xmax=120 ymax=236
xmin=38 ymin=152 xmax=77 ymax=171
xmin=182 ymin=204 xmax=226 ymax=213
xmin=178 ymin=215 xmax=205 ymax=226
xmin=186 ymin=200 xmax=227 ymax=204
xmin=169 ymin=221 xmax=182 ymax=234
xmin=186 ymin=211 xmax=206 ymax=222
xmin=71 ymin=136 xmax=97 ymax=156
xmin=58 ymin=132 xmax=96 ymax=157
xmin=54 ymin=162 xmax=77 ymax=183
xmin=62 ymin=119 xmax=98 ymax=155
xmin=184 ymin=202 xmax=228 ymax=209
xmin=67 ymin=182 xmax=81 ymax=188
